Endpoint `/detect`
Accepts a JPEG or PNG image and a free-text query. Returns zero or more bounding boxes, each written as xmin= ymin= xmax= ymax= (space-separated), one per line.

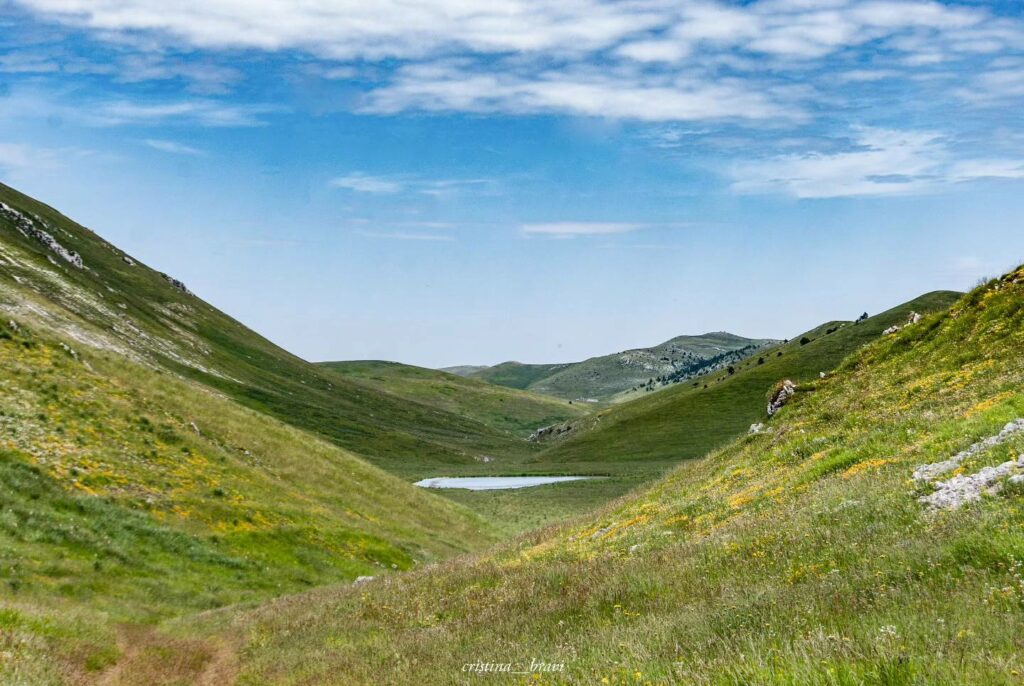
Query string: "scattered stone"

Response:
xmin=819 ymin=371 xmax=827 ymax=379
xmin=913 ymin=419 xmax=1024 ymax=482
xmin=7 ymin=320 xmax=19 ymax=332
xmin=476 ymin=455 xmax=493 ymax=463
xmin=882 ymin=325 xmax=901 ymax=335
xmin=589 ymin=526 xmax=613 ymax=540
xmin=353 ymin=576 xmax=375 ymax=585
xmin=189 ymin=421 xmax=202 ymax=436
xmin=767 ymin=380 xmax=797 ymax=417
xmin=907 ymin=311 xmax=922 ymax=325
xmin=748 ymin=423 xmax=765 ymax=435
xmin=1 ymin=201 xmax=84 ymax=268
xmin=59 ymin=342 xmax=79 ymax=361
xmin=628 ymin=544 xmax=642 ymax=554
xmin=123 ymin=255 xmax=136 ymax=266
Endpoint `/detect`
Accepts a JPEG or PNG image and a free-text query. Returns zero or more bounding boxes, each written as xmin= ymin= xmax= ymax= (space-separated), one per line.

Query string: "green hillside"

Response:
xmin=0 ymin=182 xmax=558 ymax=476
xmin=320 ymin=360 xmax=585 ymax=440
xmin=177 ymin=266 xmax=1024 ymax=685
xmin=534 ymin=290 xmax=962 ymax=475
xmin=0 ymin=184 xmax=504 ymax=682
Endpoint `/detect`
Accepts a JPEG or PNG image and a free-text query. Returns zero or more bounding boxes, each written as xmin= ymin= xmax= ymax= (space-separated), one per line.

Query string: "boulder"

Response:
xmin=767 ymin=380 xmax=797 ymax=417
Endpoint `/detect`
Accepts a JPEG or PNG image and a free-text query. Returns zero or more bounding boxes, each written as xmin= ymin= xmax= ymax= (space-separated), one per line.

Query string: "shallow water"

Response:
xmin=413 ymin=476 xmax=595 ymax=491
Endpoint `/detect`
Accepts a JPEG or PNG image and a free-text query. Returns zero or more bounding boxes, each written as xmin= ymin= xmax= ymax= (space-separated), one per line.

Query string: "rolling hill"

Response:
xmin=169 ymin=265 xmax=1024 ymax=685
xmin=0 ymin=182 xmax=571 ymax=478
xmin=319 ymin=360 xmax=587 ymax=449
xmin=448 ymin=332 xmax=777 ymax=401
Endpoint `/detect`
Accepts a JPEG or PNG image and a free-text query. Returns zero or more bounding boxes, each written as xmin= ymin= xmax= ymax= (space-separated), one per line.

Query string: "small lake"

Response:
xmin=413 ymin=476 xmax=595 ymax=491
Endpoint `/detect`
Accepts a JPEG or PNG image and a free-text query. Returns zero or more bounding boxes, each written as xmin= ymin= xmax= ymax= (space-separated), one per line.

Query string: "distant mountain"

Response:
xmin=446 ymin=332 xmax=778 ymax=401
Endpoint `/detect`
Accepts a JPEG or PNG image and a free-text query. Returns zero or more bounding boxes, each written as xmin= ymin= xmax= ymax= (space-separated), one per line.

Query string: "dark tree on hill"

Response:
xmin=758 ymin=357 xmax=765 ymax=365
xmin=800 ymin=336 xmax=811 ymax=346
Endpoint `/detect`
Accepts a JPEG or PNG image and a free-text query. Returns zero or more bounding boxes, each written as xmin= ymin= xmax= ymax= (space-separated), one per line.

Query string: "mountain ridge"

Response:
xmin=446 ymin=331 xmax=779 ymax=401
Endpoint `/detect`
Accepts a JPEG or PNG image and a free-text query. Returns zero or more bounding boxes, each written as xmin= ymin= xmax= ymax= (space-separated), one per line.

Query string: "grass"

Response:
xmin=0 ymin=315 xmax=497 ymax=683
xmin=319 ymin=360 xmax=585 ymax=446
xmin=166 ymin=266 xmax=1024 ymax=685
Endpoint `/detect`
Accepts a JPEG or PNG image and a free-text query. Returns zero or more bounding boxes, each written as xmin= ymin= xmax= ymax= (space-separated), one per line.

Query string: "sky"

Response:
xmin=1 ymin=0 xmax=1023 ymax=368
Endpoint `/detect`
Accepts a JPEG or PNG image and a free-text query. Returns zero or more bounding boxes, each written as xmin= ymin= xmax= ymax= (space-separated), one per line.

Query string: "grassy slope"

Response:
xmin=190 ymin=266 xmax=1024 ymax=685
xmin=0 ymin=184 xmax=502 ymax=681
xmin=535 ymin=291 xmax=962 ymax=474
xmin=319 ymin=360 xmax=586 ymax=440
xmin=0 ymin=182 xmax=551 ymax=475
xmin=0 ymin=317 xmax=496 ymax=684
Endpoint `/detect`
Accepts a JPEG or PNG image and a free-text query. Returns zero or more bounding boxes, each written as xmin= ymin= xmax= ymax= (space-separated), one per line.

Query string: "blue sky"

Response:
xmin=1 ymin=0 xmax=1023 ymax=367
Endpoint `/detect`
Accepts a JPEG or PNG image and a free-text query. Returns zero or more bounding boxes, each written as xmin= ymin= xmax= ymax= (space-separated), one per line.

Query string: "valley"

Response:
xmin=1 ymin=183 xmax=1021 ymax=685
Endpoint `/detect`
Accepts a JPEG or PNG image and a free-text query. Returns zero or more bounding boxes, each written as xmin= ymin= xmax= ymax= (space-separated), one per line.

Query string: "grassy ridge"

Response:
xmin=459 ymin=361 xmax=572 ymax=390
xmin=189 ymin=267 xmax=1024 ymax=685
xmin=320 ymin=360 xmax=585 ymax=441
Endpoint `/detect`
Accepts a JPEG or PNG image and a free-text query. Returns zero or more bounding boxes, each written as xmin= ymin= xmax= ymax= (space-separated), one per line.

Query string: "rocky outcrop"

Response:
xmin=914 ymin=419 xmax=1024 ymax=510
xmin=748 ymin=423 xmax=765 ymax=435
xmin=161 ymin=273 xmax=192 ymax=295
xmin=529 ymin=421 xmax=576 ymax=442
xmin=907 ymin=311 xmax=922 ymax=325
xmin=0 ymin=202 xmax=84 ymax=269
xmin=882 ymin=325 xmax=900 ymax=335
xmin=913 ymin=419 xmax=1024 ymax=482
xmin=766 ymin=380 xmax=796 ymax=417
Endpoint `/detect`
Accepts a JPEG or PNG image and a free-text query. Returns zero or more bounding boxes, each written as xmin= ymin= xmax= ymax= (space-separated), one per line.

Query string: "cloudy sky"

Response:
xmin=2 ymin=0 xmax=1023 ymax=367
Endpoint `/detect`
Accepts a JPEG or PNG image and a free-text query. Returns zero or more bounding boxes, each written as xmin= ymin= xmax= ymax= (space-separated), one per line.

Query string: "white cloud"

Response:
xmin=355 ymin=230 xmax=455 ymax=242
xmin=331 ymin=173 xmax=403 ymax=194
xmin=362 ymin=62 xmax=797 ymax=122
xmin=12 ymin=0 xmax=1022 ymax=123
xmin=96 ymin=99 xmax=275 ymax=126
xmin=731 ymin=127 xmax=1024 ymax=198
xmin=948 ymin=159 xmax=1024 ymax=181
xmin=330 ymin=172 xmax=496 ymax=196
xmin=143 ymin=138 xmax=205 ymax=155
xmin=521 ymin=222 xmax=646 ymax=238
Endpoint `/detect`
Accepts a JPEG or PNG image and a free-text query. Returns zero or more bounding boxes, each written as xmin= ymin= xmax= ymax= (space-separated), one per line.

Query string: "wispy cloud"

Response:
xmin=522 ymin=222 xmax=647 ymax=238
xmin=731 ymin=127 xmax=1024 ymax=199
xmin=331 ymin=173 xmax=403 ymax=194
xmin=143 ymin=139 xmax=205 ymax=156
xmin=97 ymin=99 xmax=276 ymax=127
xmin=0 ymin=142 xmax=60 ymax=174
xmin=330 ymin=172 xmax=496 ymax=196
xmin=355 ymin=230 xmax=455 ymax=242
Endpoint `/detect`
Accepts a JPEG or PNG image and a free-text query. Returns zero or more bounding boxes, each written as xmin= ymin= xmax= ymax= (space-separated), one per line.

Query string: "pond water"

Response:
xmin=413 ymin=476 xmax=596 ymax=491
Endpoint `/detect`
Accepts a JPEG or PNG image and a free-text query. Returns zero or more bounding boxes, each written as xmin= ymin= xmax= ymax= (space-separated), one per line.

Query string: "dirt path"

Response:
xmin=88 ymin=624 xmax=237 ymax=686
